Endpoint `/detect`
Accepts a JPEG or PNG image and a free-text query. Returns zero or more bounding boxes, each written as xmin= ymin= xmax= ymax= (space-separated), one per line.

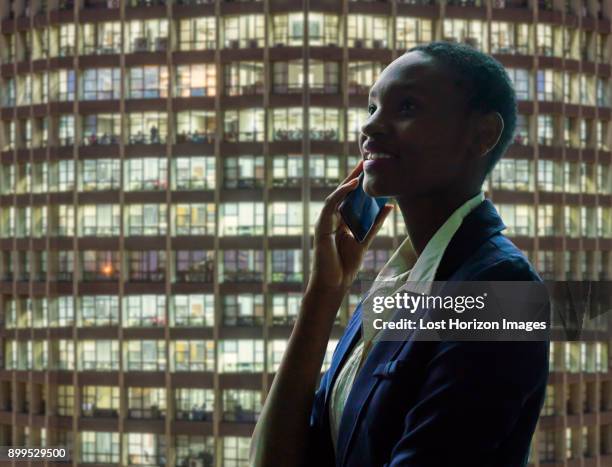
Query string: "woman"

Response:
xmin=250 ymin=41 xmax=549 ymax=467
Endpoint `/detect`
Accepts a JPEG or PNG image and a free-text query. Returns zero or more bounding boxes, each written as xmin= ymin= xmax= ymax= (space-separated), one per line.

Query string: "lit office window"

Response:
xmin=271 ymin=293 xmax=301 ymax=325
xmin=506 ymin=68 xmax=531 ymax=100
xmin=308 ymin=13 xmax=341 ymax=46
xmin=270 ymin=107 xmax=303 ymax=141
xmin=309 ymin=155 xmax=340 ymax=187
xmin=80 ymin=250 xmax=120 ymax=281
xmin=218 ymin=340 xmax=264 ymax=372
xmin=596 ymin=77 xmax=609 ymax=107
xmin=80 ymin=432 xmax=119 ymax=464
xmin=127 ymin=387 xmax=166 ymax=419
xmin=223 ymin=156 xmax=264 ymax=189
xmin=537 ymin=114 xmax=554 ymax=145
xmin=222 ymin=294 xmax=264 ymax=326
xmin=347 ymin=107 xmax=369 ymax=141
xmin=124 ymin=204 xmax=167 ymax=236
xmin=223 ymin=108 xmax=264 ymax=142
xmin=536 ymin=23 xmax=553 ymax=56
xmin=268 ymin=340 xmax=287 ymax=372
xmin=124 ymin=158 xmax=168 ymax=191
xmin=124 ymin=433 xmax=166 ymax=467
xmin=497 ymin=204 xmax=534 ymax=236
xmin=57 ymin=24 xmax=76 ymax=57
xmin=33 ymin=340 xmax=47 ymax=370
xmin=127 ymin=66 xmax=169 ymax=99
xmin=78 ymin=205 xmax=120 ymax=236
xmin=172 ymin=203 xmax=215 ymax=235
xmin=78 ymin=340 xmax=120 ymax=371
xmin=127 ymin=250 xmax=166 ymax=282
xmin=57 ymin=339 xmax=74 ymax=370
xmin=79 ymin=159 xmax=121 ymax=191
xmin=395 ymin=17 xmax=432 ymax=50
xmin=220 ymin=250 xmax=264 ymax=282
xmin=175 ymin=388 xmax=214 ymax=421
xmin=490 ymin=21 xmax=531 ymax=55
xmin=81 ymin=386 xmax=119 ymax=418
xmin=538 ymin=430 xmax=556 ymax=462
xmin=126 ymin=19 xmax=169 ymax=53
xmin=32 ymin=299 xmax=48 ymax=328
xmin=271 ymin=155 xmax=302 ymax=187
xmin=309 ymin=107 xmax=341 ymax=141
xmin=57 ymin=114 xmax=75 ymax=146
xmin=171 ymin=294 xmax=214 ymax=327
xmin=268 ymin=202 xmax=302 ymax=235
xmin=224 ymin=15 xmax=265 ymax=48
xmin=222 ymin=437 xmax=250 ymax=467
xmin=271 ymin=13 xmax=305 ymax=46
xmin=347 ymin=14 xmax=389 ymax=48
xmin=537 ymin=205 xmax=555 ymax=236
xmin=225 ymin=61 xmax=264 ymax=95
xmin=175 ymin=63 xmax=216 ymax=97
xmin=223 ymin=389 xmax=261 ymax=422
xmin=127 ymin=112 xmax=167 ymax=144
xmin=51 ymin=70 xmax=75 ymax=102
xmin=491 ymin=159 xmax=533 ymax=191
xmin=4 ymin=340 xmax=16 ymax=369
xmin=124 ymin=340 xmax=166 ymax=371
xmin=57 ymin=385 xmax=74 ymax=416
xmin=269 ymin=249 xmax=302 ymax=282
xmin=81 ymin=22 xmax=122 ymax=55
xmin=123 ymin=295 xmax=166 ymax=327
xmin=176 ymin=110 xmax=216 ymax=143
xmin=178 ymin=17 xmax=216 ymax=51
xmin=172 ymin=156 xmax=215 ymax=190
xmin=48 ymin=296 xmax=74 ymax=327
xmin=48 ymin=160 xmax=75 ymax=193
xmin=80 ymin=68 xmax=121 ymax=100
xmin=174 ymin=250 xmax=215 ymax=283
xmin=442 ymin=19 xmax=488 ymax=51
xmin=175 ymin=435 xmax=214 ymax=467
xmin=81 ymin=113 xmax=121 ymax=146
xmin=78 ymin=295 xmax=119 ymax=327
xmin=219 ymin=202 xmax=264 ymax=236
xmin=172 ymin=340 xmax=214 ymax=371
xmin=564 ymin=161 xmax=581 ymax=193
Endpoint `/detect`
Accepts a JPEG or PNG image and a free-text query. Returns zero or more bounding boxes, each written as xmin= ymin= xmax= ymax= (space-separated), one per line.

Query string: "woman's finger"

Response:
xmin=315 ymin=178 xmax=360 ymax=238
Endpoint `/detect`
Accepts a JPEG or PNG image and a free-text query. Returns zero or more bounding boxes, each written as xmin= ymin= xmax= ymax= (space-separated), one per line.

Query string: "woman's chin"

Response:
xmin=363 ymin=177 xmax=395 ymax=198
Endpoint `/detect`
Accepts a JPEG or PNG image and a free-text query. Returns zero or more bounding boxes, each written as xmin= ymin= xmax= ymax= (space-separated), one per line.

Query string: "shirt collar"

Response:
xmin=374 ymin=191 xmax=485 ymax=295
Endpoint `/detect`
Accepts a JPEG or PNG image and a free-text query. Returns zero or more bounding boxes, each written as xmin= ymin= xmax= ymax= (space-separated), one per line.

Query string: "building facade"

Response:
xmin=0 ymin=0 xmax=610 ymax=465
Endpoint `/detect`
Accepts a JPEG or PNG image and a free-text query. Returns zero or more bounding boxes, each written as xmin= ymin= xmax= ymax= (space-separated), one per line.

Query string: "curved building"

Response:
xmin=0 ymin=0 xmax=610 ymax=465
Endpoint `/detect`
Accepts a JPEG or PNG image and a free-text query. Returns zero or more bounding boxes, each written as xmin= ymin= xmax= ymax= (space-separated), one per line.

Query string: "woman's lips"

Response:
xmin=363 ymin=156 xmax=398 ymax=170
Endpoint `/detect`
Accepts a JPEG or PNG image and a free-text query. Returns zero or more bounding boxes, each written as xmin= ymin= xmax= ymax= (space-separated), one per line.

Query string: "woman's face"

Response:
xmin=359 ymin=51 xmax=480 ymax=200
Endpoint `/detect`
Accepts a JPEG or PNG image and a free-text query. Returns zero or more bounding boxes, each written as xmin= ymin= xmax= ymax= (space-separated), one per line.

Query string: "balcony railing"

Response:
xmin=128 ymin=133 xmax=165 ymax=145
xmin=176 ymin=131 xmax=215 ymax=144
xmin=82 ymin=134 xmax=120 ymax=146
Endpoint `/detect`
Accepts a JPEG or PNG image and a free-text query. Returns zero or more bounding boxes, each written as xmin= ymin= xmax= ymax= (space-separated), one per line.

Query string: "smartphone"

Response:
xmin=338 ymin=172 xmax=390 ymax=243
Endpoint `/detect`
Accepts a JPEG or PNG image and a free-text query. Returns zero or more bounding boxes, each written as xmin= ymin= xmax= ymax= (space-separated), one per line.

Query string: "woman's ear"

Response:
xmin=474 ymin=112 xmax=504 ymax=158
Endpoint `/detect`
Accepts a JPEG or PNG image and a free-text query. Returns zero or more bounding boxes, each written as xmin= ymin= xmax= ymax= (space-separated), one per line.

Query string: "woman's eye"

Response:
xmin=368 ymin=104 xmax=376 ymax=115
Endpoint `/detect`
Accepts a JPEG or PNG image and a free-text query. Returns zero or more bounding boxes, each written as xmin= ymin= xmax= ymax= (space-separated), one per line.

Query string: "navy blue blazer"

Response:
xmin=307 ymin=199 xmax=550 ymax=467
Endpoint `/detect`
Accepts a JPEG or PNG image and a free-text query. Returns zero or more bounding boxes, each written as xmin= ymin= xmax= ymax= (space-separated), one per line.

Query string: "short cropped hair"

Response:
xmin=406 ymin=41 xmax=518 ymax=176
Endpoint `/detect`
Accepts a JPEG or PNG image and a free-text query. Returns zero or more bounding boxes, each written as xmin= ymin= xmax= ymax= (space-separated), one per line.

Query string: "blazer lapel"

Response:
xmin=334 ymin=199 xmax=507 ymax=466
xmin=323 ymin=300 xmax=365 ymax=410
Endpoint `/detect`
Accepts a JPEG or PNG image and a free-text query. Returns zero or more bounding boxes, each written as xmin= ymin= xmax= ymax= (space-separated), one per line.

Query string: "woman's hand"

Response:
xmin=309 ymin=160 xmax=394 ymax=296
